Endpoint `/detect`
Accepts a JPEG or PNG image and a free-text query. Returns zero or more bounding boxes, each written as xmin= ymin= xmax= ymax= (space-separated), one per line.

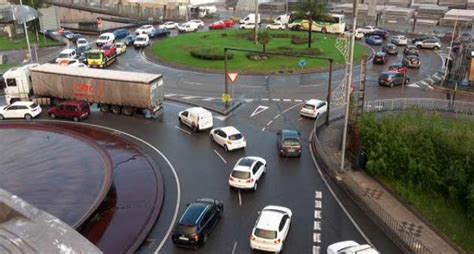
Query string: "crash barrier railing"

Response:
xmin=310 ymin=97 xmax=474 ymax=254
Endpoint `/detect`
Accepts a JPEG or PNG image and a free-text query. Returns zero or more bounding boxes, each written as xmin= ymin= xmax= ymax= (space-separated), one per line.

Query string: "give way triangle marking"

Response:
xmin=250 ymin=105 xmax=269 ymax=118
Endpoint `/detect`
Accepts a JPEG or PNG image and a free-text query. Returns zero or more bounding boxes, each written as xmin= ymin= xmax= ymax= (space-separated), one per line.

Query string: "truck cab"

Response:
xmin=240 ymin=13 xmax=261 ymax=24
xmin=87 ymin=50 xmax=112 ymax=68
xmin=2 ymin=64 xmax=37 ymax=105
xmin=273 ymin=14 xmax=290 ymax=25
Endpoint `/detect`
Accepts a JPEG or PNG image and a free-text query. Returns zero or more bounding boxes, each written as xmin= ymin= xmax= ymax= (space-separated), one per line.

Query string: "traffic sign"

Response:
xmin=298 ymin=59 xmax=307 ymax=69
xmin=227 ymin=72 xmax=239 ymax=83
xmin=222 ymin=93 xmax=232 ymax=103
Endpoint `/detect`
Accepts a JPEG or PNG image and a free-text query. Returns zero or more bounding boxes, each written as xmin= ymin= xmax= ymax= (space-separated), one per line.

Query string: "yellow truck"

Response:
xmin=87 ymin=50 xmax=116 ymax=68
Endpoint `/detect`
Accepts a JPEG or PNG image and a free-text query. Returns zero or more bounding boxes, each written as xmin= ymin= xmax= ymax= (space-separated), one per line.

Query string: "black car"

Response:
xmin=378 ymin=71 xmax=410 ymax=87
xmin=403 ymin=45 xmax=419 ymax=56
xmin=365 ymin=29 xmax=390 ymax=39
xmin=412 ymin=35 xmax=437 ymax=44
xmin=382 ymin=43 xmax=398 ymax=55
xmin=76 ymin=45 xmax=90 ymax=63
xmin=277 ymin=129 xmax=302 ymax=157
xmin=172 ymin=198 xmax=223 ymax=248
xmin=373 ymin=51 xmax=388 ymax=64
xmin=402 ymin=55 xmax=421 ymax=69
xmin=148 ymin=28 xmax=170 ymax=39
xmin=122 ymin=35 xmax=136 ymax=46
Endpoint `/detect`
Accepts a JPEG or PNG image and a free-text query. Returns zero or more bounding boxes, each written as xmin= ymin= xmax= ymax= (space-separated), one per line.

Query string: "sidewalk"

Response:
xmin=315 ymin=119 xmax=461 ymax=254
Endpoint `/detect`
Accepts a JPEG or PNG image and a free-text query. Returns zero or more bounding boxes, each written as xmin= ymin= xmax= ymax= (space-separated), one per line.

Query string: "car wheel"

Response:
xmin=322 ymin=27 xmax=327 ymax=33
xmin=434 ymin=46 xmax=439 ymax=50
xmin=24 ymin=114 xmax=32 ymax=120
xmin=49 ymin=113 xmax=56 ymax=119
xmin=100 ymin=104 xmax=109 ymax=112
xmin=178 ymin=117 xmax=183 ymax=124
xmin=111 ymin=105 xmax=121 ymax=114
xmin=224 ymin=145 xmax=229 ymax=152
xmin=0 ymin=114 xmax=4 ymax=120
xmin=73 ymin=116 xmax=79 ymax=122
xmin=253 ymin=182 xmax=258 ymax=191
xmin=210 ymin=134 xmax=215 ymax=142
xmin=416 ymin=45 xmax=422 ymax=49
xmin=390 ymin=82 xmax=394 ymax=88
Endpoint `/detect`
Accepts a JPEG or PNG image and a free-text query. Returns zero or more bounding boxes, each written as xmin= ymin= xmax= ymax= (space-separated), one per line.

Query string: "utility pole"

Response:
xmin=444 ymin=15 xmax=458 ymax=80
xmin=19 ymin=0 xmax=32 ymax=62
xmin=254 ymin=0 xmax=258 ymax=45
xmin=340 ymin=0 xmax=358 ymax=171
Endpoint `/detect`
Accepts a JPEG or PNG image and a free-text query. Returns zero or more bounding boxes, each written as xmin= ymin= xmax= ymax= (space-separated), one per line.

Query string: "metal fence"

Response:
xmin=310 ymin=97 xmax=474 ymax=254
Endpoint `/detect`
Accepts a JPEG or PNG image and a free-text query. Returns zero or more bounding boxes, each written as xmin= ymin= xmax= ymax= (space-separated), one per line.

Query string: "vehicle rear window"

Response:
xmin=283 ymin=138 xmax=300 ymax=146
xmin=231 ymin=170 xmax=251 ymax=179
xmin=229 ymin=134 xmax=243 ymax=141
xmin=381 ymin=73 xmax=392 ymax=78
xmin=303 ymin=104 xmax=315 ymax=110
xmin=177 ymin=225 xmax=197 ymax=234
xmin=58 ymin=53 xmax=70 ymax=58
xmin=30 ymin=103 xmax=38 ymax=109
xmin=255 ymin=229 xmax=277 ymax=239
xmin=136 ymin=37 xmax=146 ymax=41
xmin=98 ymin=35 xmax=108 ymax=40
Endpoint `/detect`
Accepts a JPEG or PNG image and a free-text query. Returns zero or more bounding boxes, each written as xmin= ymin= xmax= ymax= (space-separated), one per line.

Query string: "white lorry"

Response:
xmin=273 ymin=14 xmax=290 ymax=25
xmin=2 ymin=64 xmax=164 ymax=118
xmin=327 ymin=241 xmax=379 ymax=254
xmin=240 ymin=13 xmax=261 ymax=24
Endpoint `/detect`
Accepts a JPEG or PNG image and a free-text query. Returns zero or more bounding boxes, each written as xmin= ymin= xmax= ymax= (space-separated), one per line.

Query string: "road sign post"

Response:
xmin=298 ymin=59 xmax=307 ymax=70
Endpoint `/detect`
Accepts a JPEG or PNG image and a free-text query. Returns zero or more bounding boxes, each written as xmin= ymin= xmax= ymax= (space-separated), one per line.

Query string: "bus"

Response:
xmin=289 ymin=14 xmax=346 ymax=34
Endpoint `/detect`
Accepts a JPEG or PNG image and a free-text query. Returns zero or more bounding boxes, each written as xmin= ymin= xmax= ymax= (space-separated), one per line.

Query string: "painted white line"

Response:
xmin=266 ymin=120 xmax=273 ymax=126
xmin=202 ymin=98 xmax=214 ymax=101
xmin=273 ymin=115 xmax=279 ymax=120
xmin=272 ymin=98 xmax=281 ymax=102
xmin=183 ymin=81 xmax=203 ymax=86
xmin=261 ymin=98 xmax=269 ymax=101
xmin=406 ymin=84 xmax=420 ymax=88
xmin=298 ymin=117 xmax=303 ymax=121
xmin=181 ymin=96 xmax=197 ymax=100
xmin=313 ymin=233 xmax=321 ymax=243
xmin=261 ymin=127 xmax=266 ymax=132
xmin=283 ymin=99 xmax=292 ymax=102
xmin=214 ymin=115 xmax=228 ymax=121
xmin=309 ymin=132 xmax=374 ymax=246
xmin=294 ymin=99 xmax=303 ymax=102
xmin=313 ymin=221 xmax=321 ymax=231
xmin=315 ymin=200 xmax=322 ymax=209
xmin=312 ymin=246 xmax=320 ymax=254
xmin=238 ymin=190 xmax=242 ymax=206
xmin=315 ymin=191 xmax=322 ymax=199
xmin=231 ymin=241 xmax=238 ymax=254
xmin=174 ymin=126 xmax=191 ymax=135
xmin=301 ymin=84 xmax=323 ymax=87
xmin=314 ymin=210 xmax=322 ymax=219
xmin=265 ymin=102 xmax=305 ymax=129
xmin=214 ymin=149 xmax=227 ymax=164
xmin=165 ymin=93 xmax=176 ymax=97
xmin=29 ymin=120 xmax=181 ymax=254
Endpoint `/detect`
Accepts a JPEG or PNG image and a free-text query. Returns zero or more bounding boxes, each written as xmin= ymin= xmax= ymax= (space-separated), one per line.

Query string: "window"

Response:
xmin=255 ymin=229 xmax=277 ymax=239
xmin=279 ymin=215 xmax=288 ymax=231
xmin=199 ymin=210 xmax=211 ymax=228
xmin=58 ymin=105 xmax=64 ymax=111
xmin=317 ymin=103 xmax=326 ymax=109
xmin=303 ymin=104 xmax=315 ymax=110
xmin=182 ymin=111 xmax=188 ymax=117
xmin=218 ymin=130 xmax=226 ymax=138
xmin=66 ymin=105 xmax=77 ymax=112
xmin=229 ymin=134 xmax=242 ymax=140
xmin=17 ymin=106 xmax=28 ymax=110
xmin=30 ymin=103 xmax=38 ymax=109
xmin=231 ymin=170 xmax=251 ymax=179
xmin=7 ymin=106 xmax=17 ymax=110
xmin=283 ymin=138 xmax=300 ymax=147
xmin=6 ymin=79 xmax=16 ymax=87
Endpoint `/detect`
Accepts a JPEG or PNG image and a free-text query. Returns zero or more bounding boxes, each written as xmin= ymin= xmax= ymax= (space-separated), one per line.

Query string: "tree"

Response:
xmin=258 ymin=31 xmax=272 ymax=52
xmin=295 ymin=0 xmax=329 ymax=48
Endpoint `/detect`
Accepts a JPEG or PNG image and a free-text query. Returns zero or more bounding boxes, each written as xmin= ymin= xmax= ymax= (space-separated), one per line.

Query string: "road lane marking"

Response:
xmin=181 ymin=96 xmax=197 ymax=100
xmin=298 ymin=117 xmax=303 ymax=121
xmin=261 ymin=98 xmax=269 ymax=101
xmin=283 ymin=99 xmax=291 ymax=102
xmin=238 ymin=190 xmax=242 ymax=206
xmin=214 ymin=149 xmax=227 ymax=164
xmin=266 ymin=120 xmax=273 ymax=126
xmin=313 ymin=246 xmax=320 ymax=254
xmin=272 ymin=98 xmax=280 ymax=101
xmin=231 ymin=241 xmax=238 ymax=254
xmin=315 ymin=200 xmax=322 ymax=209
xmin=313 ymin=221 xmax=321 ymax=230
xmin=174 ymin=126 xmax=191 ymax=135
xmin=294 ymin=99 xmax=303 ymax=102
xmin=315 ymin=191 xmax=322 ymax=199
xmin=265 ymin=102 xmax=305 ymax=129
xmin=314 ymin=210 xmax=321 ymax=219
xmin=250 ymin=105 xmax=269 ymax=118
xmin=183 ymin=81 xmax=203 ymax=85
xmin=273 ymin=115 xmax=279 ymax=120
xmin=261 ymin=127 xmax=266 ymax=132
xmin=313 ymin=233 xmax=321 ymax=243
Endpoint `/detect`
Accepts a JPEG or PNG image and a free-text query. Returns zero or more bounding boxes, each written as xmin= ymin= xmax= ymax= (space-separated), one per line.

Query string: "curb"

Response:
xmin=165 ymin=97 xmax=242 ymax=116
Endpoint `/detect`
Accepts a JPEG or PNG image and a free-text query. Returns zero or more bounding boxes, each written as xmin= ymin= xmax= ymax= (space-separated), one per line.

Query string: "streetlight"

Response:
xmin=19 ymin=0 xmax=32 ymax=62
xmin=254 ymin=0 xmax=259 ymax=44
xmin=340 ymin=0 xmax=359 ymax=171
xmin=444 ymin=15 xmax=458 ymax=81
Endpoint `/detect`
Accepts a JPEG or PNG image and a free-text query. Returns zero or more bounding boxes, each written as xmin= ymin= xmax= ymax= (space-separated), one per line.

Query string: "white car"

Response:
xmin=344 ymin=30 xmax=364 ymax=39
xmin=57 ymin=58 xmax=87 ymax=67
xmin=178 ymin=107 xmax=213 ymax=131
xmin=300 ymin=99 xmax=328 ymax=119
xmin=266 ymin=22 xmax=285 ymax=30
xmin=356 ymin=25 xmax=376 ymax=34
xmin=56 ymin=48 xmax=77 ymax=63
xmin=96 ymin=32 xmax=115 ymax=47
xmin=414 ymin=39 xmax=441 ymax=50
xmin=189 ymin=19 xmax=204 ymax=28
xmin=135 ymin=25 xmax=155 ymax=35
xmin=250 ymin=205 xmax=292 ymax=253
xmin=327 ymin=241 xmax=379 ymax=254
xmin=0 ymin=101 xmax=42 ymax=120
xmin=391 ymin=35 xmax=408 ymax=46
xmin=133 ymin=34 xmax=149 ymax=48
xmin=178 ymin=22 xmax=199 ymax=33
xmin=76 ymin=38 xmax=89 ymax=48
xmin=159 ymin=21 xmax=179 ymax=29
xmin=240 ymin=23 xmax=257 ymax=29
xmin=210 ymin=126 xmax=246 ymax=151
xmin=228 ymin=156 xmax=266 ymax=191
xmin=115 ymin=42 xmax=127 ymax=54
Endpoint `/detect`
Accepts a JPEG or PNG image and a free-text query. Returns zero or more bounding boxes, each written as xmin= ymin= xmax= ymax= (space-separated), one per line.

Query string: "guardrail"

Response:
xmin=311 ymin=97 xmax=474 ymax=254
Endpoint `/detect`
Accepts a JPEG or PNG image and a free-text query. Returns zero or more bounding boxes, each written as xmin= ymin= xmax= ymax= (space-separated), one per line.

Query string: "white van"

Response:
xmin=240 ymin=13 xmax=261 ymax=24
xmin=55 ymin=48 xmax=77 ymax=63
xmin=178 ymin=107 xmax=213 ymax=131
xmin=300 ymin=99 xmax=328 ymax=119
xmin=273 ymin=14 xmax=290 ymax=25
xmin=96 ymin=32 xmax=115 ymax=47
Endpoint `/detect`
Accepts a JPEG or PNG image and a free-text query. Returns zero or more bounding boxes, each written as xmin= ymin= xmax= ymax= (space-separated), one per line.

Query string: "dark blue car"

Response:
xmin=148 ymin=28 xmax=170 ymax=39
xmin=63 ymin=31 xmax=75 ymax=40
xmin=366 ymin=35 xmax=383 ymax=46
xmin=113 ymin=29 xmax=130 ymax=39
xmin=122 ymin=35 xmax=136 ymax=46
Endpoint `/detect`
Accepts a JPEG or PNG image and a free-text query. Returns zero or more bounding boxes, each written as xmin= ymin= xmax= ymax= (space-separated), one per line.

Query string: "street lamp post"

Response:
xmin=19 ymin=0 xmax=32 ymax=62
xmin=444 ymin=15 xmax=458 ymax=81
xmin=254 ymin=0 xmax=259 ymax=45
xmin=340 ymin=0 xmax=359 ymax=171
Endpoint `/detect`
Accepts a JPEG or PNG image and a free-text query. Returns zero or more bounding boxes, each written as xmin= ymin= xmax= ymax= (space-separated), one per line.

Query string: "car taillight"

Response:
xmin=250 ymin=235 xmax=256 ymax=241
xmin=274 ymin=239 xmax=281 ymax=244
xmin=229 ymin=176 xmax=235 ymax=181
xmin=193 ymin=234 xmax=199 ymax=241
xmin=246 ymin=179 xmax=254 ymax=183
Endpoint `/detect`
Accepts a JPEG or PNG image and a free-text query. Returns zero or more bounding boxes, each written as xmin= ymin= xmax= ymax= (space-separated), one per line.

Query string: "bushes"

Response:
xmin=361 ymin=111 xmax=474 ymax=220
xmin=246 ymin=53 xmax=269 ymax=60
xmin=190 ymin=48 xmax=233 ymax=60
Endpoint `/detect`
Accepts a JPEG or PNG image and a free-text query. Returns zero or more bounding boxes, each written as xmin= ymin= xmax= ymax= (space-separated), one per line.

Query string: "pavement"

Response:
xmin=314 ymin=118 xmax=462 ymax=254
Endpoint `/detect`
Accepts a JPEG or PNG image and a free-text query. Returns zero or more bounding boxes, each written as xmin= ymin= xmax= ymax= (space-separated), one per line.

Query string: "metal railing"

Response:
xmin=310 ymin=97 xmax=474 ymax=254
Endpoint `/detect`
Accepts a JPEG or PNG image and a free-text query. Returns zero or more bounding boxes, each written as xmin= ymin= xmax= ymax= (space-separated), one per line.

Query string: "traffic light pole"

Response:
xmin=224 ymin=48 xmax=229 ymax=108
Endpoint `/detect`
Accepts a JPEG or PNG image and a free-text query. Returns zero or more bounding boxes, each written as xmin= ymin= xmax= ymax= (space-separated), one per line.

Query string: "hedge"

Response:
xmin=190 ymin=48 xmax=234 ymax=60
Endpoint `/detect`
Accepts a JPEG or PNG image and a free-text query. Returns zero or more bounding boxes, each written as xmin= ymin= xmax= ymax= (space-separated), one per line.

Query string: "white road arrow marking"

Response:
xmin=250 ymin=105 xmax=269 ymax=118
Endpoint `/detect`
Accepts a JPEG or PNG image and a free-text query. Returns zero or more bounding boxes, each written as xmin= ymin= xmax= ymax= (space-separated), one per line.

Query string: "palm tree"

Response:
xmin=258 ymin=31 xmax=272 ymax=52
xmin=295 ymin=0 xmax=330 ymax=48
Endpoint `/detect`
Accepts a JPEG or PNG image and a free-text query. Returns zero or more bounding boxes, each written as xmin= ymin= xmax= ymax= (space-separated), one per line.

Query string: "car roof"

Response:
xmin=60 ymin=48 xmax=75 ymax=53
xmin=187 ymin=107 xmax=210 ymax=114
xmin=305 ymin=99 xmax=324 ymax=106
xmin=234 ymin=157 xmax=258 ymax=171
xmin=100 ymin=32 xmax=114 ymax=36
xmin=11 ymin=101 xmax=35 ymax=106
xmin=256 ymin=206 xmax=291 ymax=231
xmin=179 ymin=202 xmax=209 ymax=226
xmin=281 ymin=129 xmax=299 ymax=138
xmin=137 ymin=34 xmax=148 ymax=38
xmin=219 ymin=126 xmax=241 ymax=135
xmin=375 ymin=51 xmax=386 ymax=55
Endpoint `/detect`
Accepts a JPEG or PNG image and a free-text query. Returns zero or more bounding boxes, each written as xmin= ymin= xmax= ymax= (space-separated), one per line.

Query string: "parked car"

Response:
xmin=387 ymin=63 xmax=407 ymax=75
xmin=378 ymin=71 xmax=410 ymax=87
xmin=63 ymin=31 xmax=75 ymax=40
xmin=356 ymin=25 xmax=376 ymax=34
xmin=391 ymin=35 xmax=408 ymax=46
xmin=414 ymin=39 xmax=441 ymax=49
xmin=148 ymin=28 xmax=170 ymax=38
xmin=96 ymin=32 xmax=115 ymax=47
xmin=403 ymin=45 xmax=419 ymax=56
xmin=76 ymin=38 xmax=90 ymax=49
xmin=412 ymin=35 xmax=438 ymax=44
xmin=178 ymin=107 xmax=213 ymax=131
xmin=0 ymin=101 xmax=42 ymax=120
xmin=402 ymin=55 xmax=421 ymax=69
xmin=115 ymin=42 xmax=127 ymax=55
xmin=209 ymin=21 xmax=226 ymax=30
xmin=76 ymin=45 xmax=90 ymax=63
xmin=56 ymin=48 xmax=77 ymax=63
xmin=71 ymin=33 xmax=83 ymax=42
xmin=373 ymin=51 xmax=388 ymax=64
xmin=171 ymin=198 xmax=224 ymax=248
xmin=221 ymin=19 xmax=235 ymax=28
xmin=135 ymin=25 xmax=155 ymax=35
xmin=277 ymin=129 xmax=302 ymax=157
xmin=113 ymin=28 xmax=129 ymax=39
xmin=365 ymin=29 xmax=389 ymax=39
xmin=382 ymin=43 xmax=398 ymax=55
xmin=300 ymin=99 xmax=327 ymax=119
xmin=159 ymin=21 xmax=179 ymax=30
xmin=228 ymin=156 xmax=266 ymax=191
xmin=328 ymin=241 xmax=379 ymax=254
xmin=101 ymin=43 xmax=117 ymax=58
xmin=240 ymin=23 xmax=257 ymax=29
xmin=48 ymin=100 xmax=90 ymax=121
xmin=442 ymin=32 xmax=458 ymax=43
xmin=365 ymin=35 xmax=383 ymax=45
xmin=210 ymin=126 xmax=246 ymax=151
xmin=178 ymin=22 xmax=199 ymax=33
xmin=122 ymin=35 xmax=136 ymax=46
xmin=189 ymin=19 xmax=204 ymax=28
xmin=288 ymin=19 xmax=304 ymax=30
xmin=133 ymin=34 xmax=149 ymax=48
xmin=266 ymin=22 xmax=286 ymax=30
xmin=461 ymin=32 xmax=473 ymax=42
xmin=250 ymin=205 xmax=292 ymax=253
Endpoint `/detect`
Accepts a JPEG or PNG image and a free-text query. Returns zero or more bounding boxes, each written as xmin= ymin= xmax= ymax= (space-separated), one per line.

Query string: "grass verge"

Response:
xmin=0 ymin=31 xmax=62 ymax=51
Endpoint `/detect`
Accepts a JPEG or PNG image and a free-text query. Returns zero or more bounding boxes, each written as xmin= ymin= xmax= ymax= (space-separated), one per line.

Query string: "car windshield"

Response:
xmin=231 ymin=170 xmax=251 ymax=179
xmin=78 ymin=39 xmax=86 ymax=44
xmin=88 ymin=52 xmax=102 ymax=59
xmin=137 ymin=37 xmax=146 ymax=41
xmin=98 ymin=35 xmax=108 ymax=40
xmin=58 ymin=53 xmax=69 ymax=58
xmin=381 ymin=73 xmax=393 ymax=79
xmin=177 ymin=225 xmax=197 ymax=234
xmin=303 ymin=104 xmax=315 ymax=110
xmin=30 ymin=103 xmax=38 ymax=108
xmin=255 ymin=229 xmax=277 ymax=239
xmin=283 ymin=138 xmax=300 ymax=146
xmin=229 ymin=134 xmax=243 ymax=140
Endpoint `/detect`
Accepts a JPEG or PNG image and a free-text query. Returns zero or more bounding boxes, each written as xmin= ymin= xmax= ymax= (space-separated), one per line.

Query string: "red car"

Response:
xmin=222 ymin=19 xmax=235 ymax=28
xmin=387 ymin=63 xmax=407 ymax=75
xmin=48 ymin=100 xmax=90 ymax=122
xmin=101 ymin=43 xmax=117 ymax=58
xmin=209 ymin=21 xmax=226 ymax=30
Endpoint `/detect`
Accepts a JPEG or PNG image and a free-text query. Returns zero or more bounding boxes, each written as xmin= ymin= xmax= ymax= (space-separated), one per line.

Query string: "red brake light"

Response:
xmin=246 ymin=179 xmax=254 ymax=183
xmin=193 ymin=234 xmax=199 ymax=241
xmin=274 ymin=239 xmax=281 ymax=244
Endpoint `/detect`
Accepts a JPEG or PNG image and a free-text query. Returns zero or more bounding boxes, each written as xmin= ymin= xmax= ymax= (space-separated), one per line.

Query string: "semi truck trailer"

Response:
xmin=2 ymin=64 xmax=164 ymax=118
